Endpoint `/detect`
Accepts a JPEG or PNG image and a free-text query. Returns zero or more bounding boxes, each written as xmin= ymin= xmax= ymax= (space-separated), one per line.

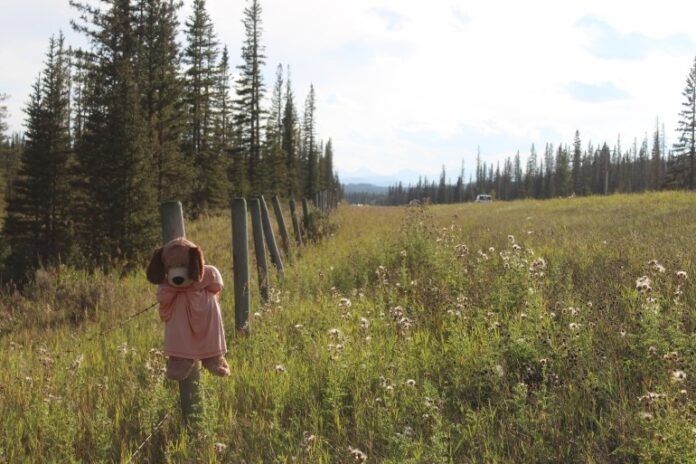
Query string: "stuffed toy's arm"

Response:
xmin=203 ymin=265 xmax=223 ymax=294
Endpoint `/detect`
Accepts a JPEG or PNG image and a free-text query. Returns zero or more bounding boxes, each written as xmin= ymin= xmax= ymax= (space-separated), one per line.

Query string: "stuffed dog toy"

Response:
xmin=146 ymin=237 xmax=230 ymax=380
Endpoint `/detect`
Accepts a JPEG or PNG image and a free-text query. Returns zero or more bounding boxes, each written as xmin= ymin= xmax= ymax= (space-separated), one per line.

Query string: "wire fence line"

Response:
xmin=62 ymin=300 xmax=159 ymax=355
xmin=127 ymin=412 xmax=173 ymax=464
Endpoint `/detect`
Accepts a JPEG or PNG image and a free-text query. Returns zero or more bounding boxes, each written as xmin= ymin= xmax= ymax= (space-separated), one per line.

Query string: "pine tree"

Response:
xmin=650 ymin=119 xmax=663 ymax=189
xmin=261 ymin=63 xmax=286 ymax=195
xmin=667 ymin=56 xmax=696 ymax=189
xmin=302 ymin=84 xmax=317 ymax=198
xmin=71 ymin=0 xmax=157 ymax=268
xmin=3 ymin=34 xmax=75 ymax=278
xmin=0 ymin=93 xmax=8 ymax=139
xmin=322 ymin=138 xmax=335 ymax=191
xmin=137 ymin=0 xmax=189 ymax=204
xmin=234 ymin=0 xmax=266 ymax=195
xmin=182 ymin=0 xmax=227 ymax=211
xmin=555 ymin=145 xmax=571 ymax=197
xmin=572 ymin=130 xmax=582 ymax=194
xmin=213 ymin=45 xmax=234 ymax=194
xmin=281 ymin=66 xmax=298 ymax=197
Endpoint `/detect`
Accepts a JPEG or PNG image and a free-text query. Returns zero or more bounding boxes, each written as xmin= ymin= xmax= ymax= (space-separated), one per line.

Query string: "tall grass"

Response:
xmin=2 ymin=191 xmax=696 ymax=462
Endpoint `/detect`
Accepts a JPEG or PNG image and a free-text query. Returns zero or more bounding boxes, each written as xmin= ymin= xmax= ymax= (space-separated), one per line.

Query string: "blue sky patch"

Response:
xmin=576 ymin=14 xmax=696 ymax=60
xmin=566 ymin=81 xmax=630 ymax=102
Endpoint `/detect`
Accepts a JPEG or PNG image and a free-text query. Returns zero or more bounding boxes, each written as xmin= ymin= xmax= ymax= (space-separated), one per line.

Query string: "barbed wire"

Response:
xmin=63 ymin=300 xmax=158 ymax=354
xmin=127 ymin=411 xmax=172 ymax=464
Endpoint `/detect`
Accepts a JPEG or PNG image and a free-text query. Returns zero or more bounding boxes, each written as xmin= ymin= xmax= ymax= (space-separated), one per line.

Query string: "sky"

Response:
xmin=2 ymin=0 xmax=696 ymax=183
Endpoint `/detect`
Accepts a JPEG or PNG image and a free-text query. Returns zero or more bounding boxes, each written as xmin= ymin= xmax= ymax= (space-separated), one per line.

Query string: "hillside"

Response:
xmin=2 ymin=192 xmax=696 ymax=462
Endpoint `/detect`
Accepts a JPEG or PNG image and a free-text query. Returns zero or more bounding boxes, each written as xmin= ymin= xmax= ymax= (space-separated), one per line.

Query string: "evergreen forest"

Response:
xmin=0 ymin=0 xmax=340 ymax=280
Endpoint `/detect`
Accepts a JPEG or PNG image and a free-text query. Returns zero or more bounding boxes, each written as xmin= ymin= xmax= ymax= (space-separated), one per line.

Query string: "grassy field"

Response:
xmin=2 ymin=191 xmax=696 ymax=463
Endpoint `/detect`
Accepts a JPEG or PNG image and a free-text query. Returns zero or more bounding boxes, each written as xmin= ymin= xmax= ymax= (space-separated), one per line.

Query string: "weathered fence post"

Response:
xmin=289 ymin=198 xmax=303 ymax=247
xmin=249 ymin=198 xmax=269 ymax=302
xmin=271 ymin=196 xmax=291 ymax=260
xmin=232 ymin=198 xmax=250 ymax=334
xmin=260 ymin=195 xmax=284 ymax=276
xmin=159 ymin=201 xmax=203 ymax=425
xmin=301 ymin=198 xmax=310 ymax=232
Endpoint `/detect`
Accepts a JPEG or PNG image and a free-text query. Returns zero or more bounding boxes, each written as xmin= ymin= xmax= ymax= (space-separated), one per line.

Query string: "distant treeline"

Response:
xmin=0 ymin=0 xmax=340 ymax=281
xmin=375 ymin=57 xmax=696 ymax=206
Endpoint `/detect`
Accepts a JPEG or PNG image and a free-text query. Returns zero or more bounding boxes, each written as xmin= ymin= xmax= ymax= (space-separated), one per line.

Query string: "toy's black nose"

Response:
xmin=172 ymin=276 xmax=185 ymax=285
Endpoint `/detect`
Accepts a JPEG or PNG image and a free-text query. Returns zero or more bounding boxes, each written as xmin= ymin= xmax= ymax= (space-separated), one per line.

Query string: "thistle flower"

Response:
xmin=348 ymin=446 xmax=368 ymax=463
xmin=635 ymin=276 xmax=652 ymax=293
xmin=671 ymin=370 xmax=687 ymax=382
xmin=339 ymin=297 xmax=352 ymax=308
xmin=648 ymin=259 xmax=666 ymax=273
xmin=508 ymin=234 xmax=515 ymax=243
xmin=360 ymin=317 xmax=370 ymax=330
xmin=676 ymin=270 xmax=688 ymax=280
xmin=389 ymin=306 xmax=405 ymax=320
xmin=405 ymin=379 xmax=416 ymax=387
xmin=275 ymin=364 xmax=287 ymax=373
xmin=638 ymin=392 xmax=665 ymax=404
xmin=328 ymin=328 xmax=341 ymax=339
xmin=530 ymin=257 xmax=547 ymax=273
xmin=214 ymin=443 xmax=227 ymax=454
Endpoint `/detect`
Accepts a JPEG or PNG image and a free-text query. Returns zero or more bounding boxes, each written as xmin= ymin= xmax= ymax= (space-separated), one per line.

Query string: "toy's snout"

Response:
xmin=168 ymin=266 xmax=192 ymax=287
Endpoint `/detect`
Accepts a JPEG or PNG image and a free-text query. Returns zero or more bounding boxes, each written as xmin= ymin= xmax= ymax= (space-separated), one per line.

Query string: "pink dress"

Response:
xmin=157 ymin=265 xmax=227 ymax=359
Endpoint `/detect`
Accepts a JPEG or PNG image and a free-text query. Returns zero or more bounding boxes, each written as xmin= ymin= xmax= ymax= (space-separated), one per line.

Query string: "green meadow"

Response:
xmin=2 ymin=191 xmax=696 ymax=463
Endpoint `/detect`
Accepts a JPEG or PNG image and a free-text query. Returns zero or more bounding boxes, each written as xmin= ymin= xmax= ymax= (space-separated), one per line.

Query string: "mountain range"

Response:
xmin=339 ymin=167 xmax=435 ymax=188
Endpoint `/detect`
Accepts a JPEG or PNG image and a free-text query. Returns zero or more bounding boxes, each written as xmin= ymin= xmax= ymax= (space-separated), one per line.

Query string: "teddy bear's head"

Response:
xmin=146 ymin=237 xmax=204 ymax=287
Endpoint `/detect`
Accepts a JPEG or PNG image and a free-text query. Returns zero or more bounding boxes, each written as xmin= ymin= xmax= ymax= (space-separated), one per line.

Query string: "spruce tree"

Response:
xmin=322 ymin=138 xmax=335 ymax=192
xmin=261 ymin=63 xmax=285 ymax=195
xmin=667 ymin=56 xmax=696 ymax=189
xmin=650 ymin=119 xmax=663 ymax=189
xmin=137 ymin=0 xmax=189 ymax=204
xmin=234 ymin=0 xmax=266 ymax=195
xmin=71 ymin=0 xmax=157 ymax=268
xmin=572 ymin=130 xmax=582 ymax=194
xmin=302 ymin=84 xmax=317 ymax=199
xmin=0 ymin=93 xmax=8 ymax=138
xmin=213 ymin=46 xmax=234 ymax=187
xmin=3 ymin=34 xmax=75 ymax=278
xmin=281 ymin=66 xmax=298 ymax=197
xmin=182 ymin=0 xmax=227 ymax=211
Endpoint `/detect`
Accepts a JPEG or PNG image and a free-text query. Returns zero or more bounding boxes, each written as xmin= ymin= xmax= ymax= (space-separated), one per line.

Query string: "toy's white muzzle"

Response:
xmin=167 ymin=267 xmax=193 ymax=287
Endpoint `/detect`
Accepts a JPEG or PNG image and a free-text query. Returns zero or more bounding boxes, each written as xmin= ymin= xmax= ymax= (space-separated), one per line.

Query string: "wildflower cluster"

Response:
xmin=389 ymin=305 xmax=414 ymax=336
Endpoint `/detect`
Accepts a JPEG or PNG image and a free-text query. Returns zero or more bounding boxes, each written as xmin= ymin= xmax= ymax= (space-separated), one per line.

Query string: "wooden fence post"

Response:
xmin=271 ymin=196 xmax=291 ymax=260
xmin=260 ymin=195 xmax=284 ymax=276
xmin=289 ymin=198 xmax=303 ymax=247
xmin=249 ymin=198 xmax=269 ymax=303
xmin=159 ymin=201 xmax=203 ymax=425
xmin=232 ymin=198 xmax=250 ymax=334
xmin=302 ymin=198 xmax=310 ymax=232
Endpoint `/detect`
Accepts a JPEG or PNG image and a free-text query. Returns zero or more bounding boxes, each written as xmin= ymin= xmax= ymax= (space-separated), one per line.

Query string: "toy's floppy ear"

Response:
xmin=146 ymin=247 xmax=165 ymax=284
xmin=189 ymin=246 xmax=204 ymax=282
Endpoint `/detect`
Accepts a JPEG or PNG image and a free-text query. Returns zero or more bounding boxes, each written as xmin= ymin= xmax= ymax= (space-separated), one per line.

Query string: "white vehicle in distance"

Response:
xmin=475 ymin=194 xmax=493 ymax=203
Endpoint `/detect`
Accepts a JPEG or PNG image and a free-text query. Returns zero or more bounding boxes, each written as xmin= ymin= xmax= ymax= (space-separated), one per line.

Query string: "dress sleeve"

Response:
xmin=203 ymin=265 xmax=223 ymax=294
